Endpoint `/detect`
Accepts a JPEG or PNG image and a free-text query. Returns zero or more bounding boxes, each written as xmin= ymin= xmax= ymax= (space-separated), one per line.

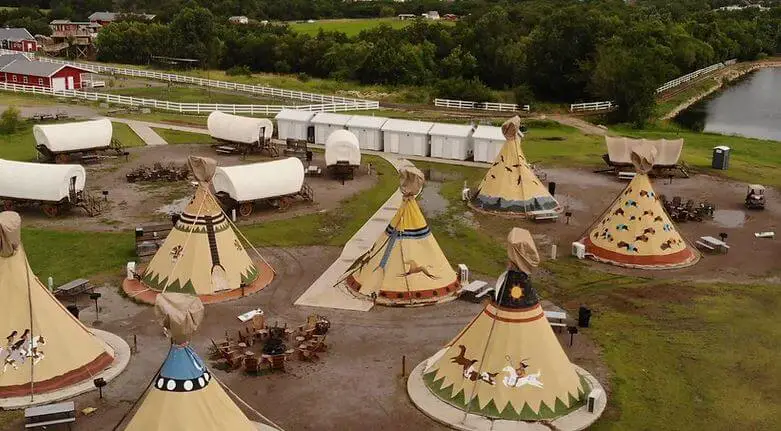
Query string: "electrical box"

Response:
xmin=572 ymin=242 xmax=585 ymax=259
xmin=588 ymin=388 xmax=603 ymax=413
xmin=458 ymin=264 xmax=469 ymax=285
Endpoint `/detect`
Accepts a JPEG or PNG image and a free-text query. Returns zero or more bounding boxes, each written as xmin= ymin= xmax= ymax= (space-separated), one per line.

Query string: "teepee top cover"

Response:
xmin=582 ymin=142 xmax=699 ymax=269
xmin=471 ymin=117 xmax=559 ymax=215
xmin=423 ymin=228 xmax=587 ymax=420
xmin=0 ymin=211 xmax=114 ymax=399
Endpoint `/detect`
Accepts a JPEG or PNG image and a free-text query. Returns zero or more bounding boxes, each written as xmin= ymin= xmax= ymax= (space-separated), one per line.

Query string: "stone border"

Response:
xmin=0 ymin=329 xmax=131 ymax=409
xmin=407 ymin=359 xmax=606 ymax=431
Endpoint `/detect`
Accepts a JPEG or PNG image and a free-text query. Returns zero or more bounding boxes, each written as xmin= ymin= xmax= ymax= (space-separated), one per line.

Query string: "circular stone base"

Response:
xmin=407 ymin=359 xmax=606 ymax=431
xmin=0 ymin=329 xmax=131 ymax=409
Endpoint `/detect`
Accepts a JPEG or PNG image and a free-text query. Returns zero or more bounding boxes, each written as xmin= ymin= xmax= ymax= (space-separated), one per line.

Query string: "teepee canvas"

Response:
xmin=341 ymin=167 xmax=459 ymax=306
xmin=124 ymin=293 xmax=257 ymax=430
xmin=471 ymin=117 xmax=559 ymax=215
xmin=142 ymin=157 xmax=259 ymax=296
xmin=582 ymin=142 xmax=699 ymax=269
xmin=0 ymin=211 xmax=114 ymax=399
xmin=423 ymin=228 xmax=588 ymax=420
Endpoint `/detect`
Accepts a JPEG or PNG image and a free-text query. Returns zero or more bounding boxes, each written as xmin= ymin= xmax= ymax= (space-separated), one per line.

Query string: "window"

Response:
xmin=38 ymin=78 xmax=43 ymax=85
xmin=12 ymin=75 xmax=16 ymax=82
xmin=22 ymin=76 xmax=27 ymax=83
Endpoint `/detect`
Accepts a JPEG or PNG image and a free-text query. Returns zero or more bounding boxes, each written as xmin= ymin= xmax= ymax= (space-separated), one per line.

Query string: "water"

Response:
xmin=674 ymin=67 xmax=781 ymax=141
xmin=156 ymin=197 xmax=190 ymax=215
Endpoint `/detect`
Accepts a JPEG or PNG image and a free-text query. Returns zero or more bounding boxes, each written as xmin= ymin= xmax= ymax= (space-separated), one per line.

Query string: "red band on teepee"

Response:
xmin=0 ymin=351 xmax=113 ymax=397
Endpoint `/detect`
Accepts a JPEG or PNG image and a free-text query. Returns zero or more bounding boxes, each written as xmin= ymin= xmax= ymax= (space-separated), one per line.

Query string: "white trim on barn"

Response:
xmin=32 ymin=118 xmax=112 ymax=153
xmin=275 ymin=109 xmax=316 ymax=141
xmin=472 ymin=125 xmax=507 ymax=163
xmin=310 ymin=112 xmax=352 ymax=145
xmin=213 ymin=157 xmax=305 ymax=203
xmin=345 ymin=115 xmax=387 ymax=151
xmin=325 ymin=130 xmax=361 ymax=167
xmin=0 ymin=158 xmax=85 ymax=202
xmin=428 ymin=123 xmax=474 ymax=160
xmin=381 ymin=119 xmax=434 ymax=157
xmin=207 ymin=111 xmax=273 ymax=144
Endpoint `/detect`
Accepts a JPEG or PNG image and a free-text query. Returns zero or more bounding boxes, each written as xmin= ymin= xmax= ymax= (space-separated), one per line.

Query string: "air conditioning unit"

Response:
xmin=126 ymin=261 xmax=136 ymax=280
xmin=458 ymin=264 xmax=469 ymax=285
xmin=588 ymin=388 xmax=603 ymax=413
xmin=572 ymin=242 xmax=585 ymax=259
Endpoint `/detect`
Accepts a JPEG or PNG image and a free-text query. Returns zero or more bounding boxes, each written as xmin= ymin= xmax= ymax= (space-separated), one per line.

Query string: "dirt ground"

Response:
xmin=17 ymin=145 xmax=376 ymax=232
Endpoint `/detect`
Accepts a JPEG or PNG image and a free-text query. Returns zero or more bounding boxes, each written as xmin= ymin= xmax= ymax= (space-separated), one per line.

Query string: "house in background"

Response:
xmin=49 ymin=20 xmax=101 ymax=58
xmin=0 ymin=54 xmax=92 ymax=90
xmin=398 ymin=14 xmax=416 ymax=20
xmin=229 ymin=16 xmax=249 ymax=25
xmin=424 ymin=11 xmax=440 ymax=20
xmin=0 ymin=28 xmax=38 ymax=52
xmin=88 ymin=11 xmax=156 ymax=26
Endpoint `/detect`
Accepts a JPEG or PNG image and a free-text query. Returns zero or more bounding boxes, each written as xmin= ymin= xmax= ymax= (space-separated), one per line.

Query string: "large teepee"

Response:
xmin=581 ymin=142 xmax=699 ymax=269
xmin=123 ymin=293 xmax=264 ymax=430
xmin=471 ymin=116 xmax=559 ymax=216
xmin=422 ymin=228 xmax=588 ymax=421
xmin=0 ymin=211 xmax=115 ymax=399
xmin=141 ymin=157 xmax=263 ymax=297
xmin=340 ymin=167 xmax=459 ymax=306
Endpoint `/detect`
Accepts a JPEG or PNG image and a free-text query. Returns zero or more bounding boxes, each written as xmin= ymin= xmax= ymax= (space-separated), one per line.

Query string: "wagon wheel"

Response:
xmin=2 ymin=200 xmax=13 ymax=211
xmin=278 ymin=196 xmax=293 ymax=211
xmin=41 ymin=203 xmax=61 ymax=218
xmin=268 ymin=143 xmax=279 ymax=158
xmin=238 ymin=202 xmax=254 ymax=217
xmin=300 ymin=183 xmax=314 ymax=202
xmin=54 ymin=154 xmax=69 ymax=164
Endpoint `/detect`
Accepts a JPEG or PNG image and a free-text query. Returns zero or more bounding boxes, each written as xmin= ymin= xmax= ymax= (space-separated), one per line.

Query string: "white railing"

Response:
xmin=0 ymin=49 xmax=378 ymax=108
xmin=434 ymin=98 xmax=530 ymax=112
xmin=655 ymin=59 xmax=736 ymax=94
xmin=0 ymin=82 xmax=379 ymax=114
xmin=569 ymin=101 xmax=615 ymax=112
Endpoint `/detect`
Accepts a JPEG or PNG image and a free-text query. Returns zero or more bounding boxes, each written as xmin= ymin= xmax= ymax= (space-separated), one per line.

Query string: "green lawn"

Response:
xmin=107 ymin=111 xmax=209 ymax=127
xmin=108 ymin=86 xmax=288 ymax=105
xmin=0 ymin=92 xmax=59 ymax=106
xmin=152 ymin=128 xmax=212 ymax=145
xmin=655 ymin=77 xmax=719 ymax=119
xmin=0 ymin=124 xmax=37 ymax=161
xmin=289 ymin=17 xmax=415 ymax=36
xmin=112 ymin=122 xmax=145 ymax=148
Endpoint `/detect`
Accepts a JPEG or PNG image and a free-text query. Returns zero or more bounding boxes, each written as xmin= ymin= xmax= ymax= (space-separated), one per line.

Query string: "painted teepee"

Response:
xmin=581 ymin=142 xmax=699 ymax=269
xmin=340 ymin=167 xmax=459 ymax=306
xmin=422 ymin=228 xmax=589 ymax=420
xmin=0 ymin=211 xmax=114 ymax=400
xmin=124 ymin=293 xmax=259 ymax=430
xmin=471 ymin=116 xmax=559 ymax=215
xmin=142 ymin=157 xmax=260 ymax=296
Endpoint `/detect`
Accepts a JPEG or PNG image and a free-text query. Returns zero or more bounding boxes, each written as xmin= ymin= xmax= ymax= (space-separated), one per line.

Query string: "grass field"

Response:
xmin=108 ymin=86 xmax=287 ymax=105
xmin=289 ymin=17 xmax=414 ymax=36
xmin=152 ymin=128 xmax=212 ymax=145
xmin=112 ymin=122 xmax=145 ymax=148
xmin=654 ymin=77 xmax=720 ymax=118
xmin=0 ymin=125 xmax=37 ymax=161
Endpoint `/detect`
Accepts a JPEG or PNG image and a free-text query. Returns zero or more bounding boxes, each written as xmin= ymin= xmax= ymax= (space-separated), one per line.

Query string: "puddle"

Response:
xmin=419 ymin=182 xmax=449 ymax=218
xmin=156 ymin=197 xmax=190 ymax=215
xmin=711 ymin=209 xmax=746 ymax=228
xmin=554 ymin=193 xmax=588 ymax=212
xmin=421 ymin=168 xmax=463 ymax=183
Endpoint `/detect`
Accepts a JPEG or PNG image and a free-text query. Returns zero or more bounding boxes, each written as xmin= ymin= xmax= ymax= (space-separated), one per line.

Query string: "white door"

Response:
xmin=387 ymin=133 xmax=399 ymax=153
xmin=51 ymin=77 xmax=66 ymax=91
xmin=66 ymin=76 xmax=74 ymax=89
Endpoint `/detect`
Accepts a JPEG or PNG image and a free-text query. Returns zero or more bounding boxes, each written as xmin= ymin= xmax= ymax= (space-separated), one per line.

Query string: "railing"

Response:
xmin=0 ymin=49 xmax=378 ymax=109
xmin=655 ymin=59 xmax=736 ymax=94
xmin=569 ymin=101 xmax=615 ymax=113
xmin=0 ymin=82 xmax=379 ymax=114
xmin=434 ymin=98 xmax=530 ymax=112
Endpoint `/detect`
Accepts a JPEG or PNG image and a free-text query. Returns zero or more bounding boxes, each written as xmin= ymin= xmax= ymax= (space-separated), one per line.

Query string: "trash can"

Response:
xmin=548 ymin=181 xmax=556 ymax=196
xmin=712 ymin=146 xmax=730 ymax=170
xmin=578 ymin=306 xmax=592 ymax=328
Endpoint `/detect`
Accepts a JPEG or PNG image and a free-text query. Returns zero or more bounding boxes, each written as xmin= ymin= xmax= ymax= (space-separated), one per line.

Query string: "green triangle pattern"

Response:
xmin=241 ymin=265 xmax=259 ymax=285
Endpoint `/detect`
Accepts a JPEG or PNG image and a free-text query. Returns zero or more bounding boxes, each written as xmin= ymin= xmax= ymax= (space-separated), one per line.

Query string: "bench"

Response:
xmin=527 ymin=210 xmax=559 ymax=222
xmin=545 ymin=310 xmax=568 ymax=333
xmin=25 ymin=401 xmax=75 ymax=429
xmin=695 ymin=240 xmax=715 ymax=251
xmin=618 ymin=172 xmax=636 ymax=180
xmin=306 ymin=166 xmax=322 ymax=176
xmin=215 ymin=145 xmax=237 ymax=154
xmin=54 ymin=278 xmax=91 ymax=298
xmin=81 ymin=154 xmax=100 ymax=164
xmin=135 ymin=224 xmax=173 ymax=258
xmin=459 ymin=280 xmax=487 ymax=294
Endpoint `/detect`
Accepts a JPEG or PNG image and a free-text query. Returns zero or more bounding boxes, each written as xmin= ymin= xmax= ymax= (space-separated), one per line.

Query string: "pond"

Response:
xmin=674 ymin=67 xmax=781 ymax=141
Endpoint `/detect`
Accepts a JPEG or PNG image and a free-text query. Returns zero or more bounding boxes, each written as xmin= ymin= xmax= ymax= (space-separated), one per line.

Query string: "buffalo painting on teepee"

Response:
xmin=422 ymin=228 xmax=589 ymax=420
xmin=581 ymin=141 xmax=699 ymax=269
xmin=142 ymin=157 xmax=261 ymax=297
xmin=0 ymin=211 xmax=115 ymax=400
xmin=339 ymin=167 xmax=459 ymax=306
xmin=471 ymin=116 xmax=559 ymax=216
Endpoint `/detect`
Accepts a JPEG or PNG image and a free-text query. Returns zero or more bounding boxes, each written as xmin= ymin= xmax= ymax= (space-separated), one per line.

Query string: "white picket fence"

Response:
xmin=0 ymin=49 xmax=379 ymax=109
xmin=569 ymin=101 xmax=615 ymax=113
xmin=655 ymin=59 xmax=736 ymax=94
xmin=434 ymin=98 xmax=530 ymax=112
xmin=0 ymin=81 xmax=378 ymax=114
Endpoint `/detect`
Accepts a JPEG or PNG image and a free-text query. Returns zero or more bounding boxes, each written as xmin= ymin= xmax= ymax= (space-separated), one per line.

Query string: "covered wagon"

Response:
xmin=325 ymin=130 xmax=361 ymax=181
xmin=207 ymin=111 xmax=278 ymax=156
xmin=0 ymin=158 xmax=103 ymax=217
xmin=33 ymin=118 xmax=120 ymax=163
xmin=213 ymin=157 xmax=313 ymax=217
xmin=600 ymin=136 xmax=688 ymax=177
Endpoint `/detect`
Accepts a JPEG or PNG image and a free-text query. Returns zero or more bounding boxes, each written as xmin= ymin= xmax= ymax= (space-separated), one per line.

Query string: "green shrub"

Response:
xmin=435 ymin=77 xmax=494 ymax=102
xmin=0 ymin=106 xmax=23 ymax=134
xmin=226 ymin=65 xmax=252 ymax=76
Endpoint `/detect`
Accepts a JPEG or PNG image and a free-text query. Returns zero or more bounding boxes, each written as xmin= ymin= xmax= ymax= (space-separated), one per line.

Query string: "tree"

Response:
xmin=0 ymin=106 xmax=22 ymax=134
xmin=379 ymin=6 xmax=395 ymax=18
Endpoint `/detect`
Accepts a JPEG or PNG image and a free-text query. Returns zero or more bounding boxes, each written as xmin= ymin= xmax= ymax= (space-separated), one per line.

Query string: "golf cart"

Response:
xmin=745 ymin=184 xmax=766 ymax=210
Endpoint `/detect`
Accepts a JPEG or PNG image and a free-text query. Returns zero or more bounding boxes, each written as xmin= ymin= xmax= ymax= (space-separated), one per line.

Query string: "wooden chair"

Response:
xmin=298 ymin=347 xmax=319 ymax=361
xmin=250 ymin=315 xmax=268 ymax=340
xmin=264 ymin=354 xmax=286 ymax=372
xmin=244 ymin=355 xmax=261 ymax=374
xmin=310 ymin=334 xmax=328 ymax=353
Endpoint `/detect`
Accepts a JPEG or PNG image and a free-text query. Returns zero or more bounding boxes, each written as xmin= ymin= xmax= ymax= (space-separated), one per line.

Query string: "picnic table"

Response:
xmin=237 ymin=308 xmax=264 ymax=323
xmin=54 ymin=278 xmax=92 ymax=301
xmin=135 ymin=224 xmax=173 ymax=258
xmin=697 ymin=236 xmax=730 ymax=253
xmin=25 ymin=401 xmax=76 ymax=429
xmin=544 ymin=310 xmax=568 ymax=332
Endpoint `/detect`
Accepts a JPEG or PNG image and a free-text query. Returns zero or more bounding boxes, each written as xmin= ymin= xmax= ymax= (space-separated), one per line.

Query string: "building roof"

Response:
xmin=345 ymin=115 xmax=388 ymax=129
xmin=471 ymin=125 xmax=505 ymax=141
xmin=49 ymin=20 xmax=94 ymax=25
xmin=0 ymin=54 xmax=28 ymax=69
xmin=381 ymin=118 xmax=434 ymax=134
xmin=88 ymin=11 xmax=156 ymax=22
xmin=0 ymin=57 xmax=92 ymax=78
xmin=310 ymin=112 xmax=352 ymax=126
xmin=428 ymin=122 xmax=473 ymax=138
xmin=0 ymin=28 xmax=35 ymax=42
xmin=275 ymin=109 xmax=316 ymax=122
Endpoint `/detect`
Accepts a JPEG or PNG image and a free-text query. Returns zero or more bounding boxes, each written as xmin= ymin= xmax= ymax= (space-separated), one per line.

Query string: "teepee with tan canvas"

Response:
xmin=471 ymin=116 xmax=559 ymax=216
xmin=0 ymin=211 xmax=118 ymax=402
xmin=338 ymin=167 xmax=459 ymax=306
xmin=581 ymin=141 xmax=699 ymax=269
xmin=418 ymin=228 xmax=594 ymax=421
xmin=138 ymin=157 xmax=272 ymax=302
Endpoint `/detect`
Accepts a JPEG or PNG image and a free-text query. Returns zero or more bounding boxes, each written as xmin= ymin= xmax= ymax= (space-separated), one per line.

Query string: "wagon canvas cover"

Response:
xmin=207 ymin=111 xmax=273 ymax=144
xmin=0 ymin=159 xmax=85 ymax=202
xmin=213 ymin=158 xmax=304 ymax=202
xmin=33 ymin=118 xmax=112 ymax=153
xmin=605 ymin=136 xmax=683 ymax=167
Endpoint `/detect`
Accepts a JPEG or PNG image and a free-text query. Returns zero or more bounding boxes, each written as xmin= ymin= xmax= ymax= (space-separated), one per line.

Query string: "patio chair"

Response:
xmin=265 ymin=354 xmax=286 ymax=372
xmin=244 ymin=355 xmax=261 ymax=374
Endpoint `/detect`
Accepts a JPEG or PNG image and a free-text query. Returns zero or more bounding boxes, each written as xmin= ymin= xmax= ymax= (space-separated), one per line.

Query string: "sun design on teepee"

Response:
xmin=170 ymin=245 xmax=184 ymax=262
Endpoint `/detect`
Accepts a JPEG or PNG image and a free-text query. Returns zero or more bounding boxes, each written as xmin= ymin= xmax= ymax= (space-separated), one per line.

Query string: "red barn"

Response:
xmin=0 ymin=28 xmax=37 ymax=52
xmin=0 ymin=55 xmax=92 ymax=90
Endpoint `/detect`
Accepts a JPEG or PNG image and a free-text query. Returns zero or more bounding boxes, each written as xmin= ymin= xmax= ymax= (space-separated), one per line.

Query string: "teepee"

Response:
xmin=123 ymin=293 xmax=260 ymax=430
xmin=422 ymin=228 xmax=589 ymax=420
xmin=142 ymin=157 xmax=261 ymax=297
xmin=471 ymin=116 xmax=559 ymax=216
xmin=0 ymin=211 xmax=115 ymax=399
xmin=581 ymin=141 xmax=699 ymax=269
xmin=340 ymin=167 xmax=459 ymax=306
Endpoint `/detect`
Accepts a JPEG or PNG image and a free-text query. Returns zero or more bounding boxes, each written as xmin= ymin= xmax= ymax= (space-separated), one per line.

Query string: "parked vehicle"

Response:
xmin=745 ymin=184 xmax=766 ymax=210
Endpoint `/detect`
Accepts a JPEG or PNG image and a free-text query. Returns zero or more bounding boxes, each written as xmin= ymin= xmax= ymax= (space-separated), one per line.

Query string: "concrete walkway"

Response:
xmin=109 ymin=117 xmax=209 ymax=146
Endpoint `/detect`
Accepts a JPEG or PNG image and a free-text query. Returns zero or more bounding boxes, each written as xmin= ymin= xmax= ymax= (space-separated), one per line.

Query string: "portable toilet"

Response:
xmin=712 ymin=146 xmax=730 ymax=170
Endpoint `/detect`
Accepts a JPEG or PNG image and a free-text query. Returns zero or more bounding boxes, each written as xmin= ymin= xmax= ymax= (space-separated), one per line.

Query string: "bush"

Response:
xmin=297 ymin=72 xmax=311 ymax=82
xmin=434 ymin=77 xmax=494 ymax=102
xmin=226 ymin=65 xmax=252 ymax=76
xmin=513 ymin=84 xmax=535 ymax=105
xmin=0 ymin=106 xmax=23 ymax=134
xmin=379 ymin=6 xmax=395 ymax=17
